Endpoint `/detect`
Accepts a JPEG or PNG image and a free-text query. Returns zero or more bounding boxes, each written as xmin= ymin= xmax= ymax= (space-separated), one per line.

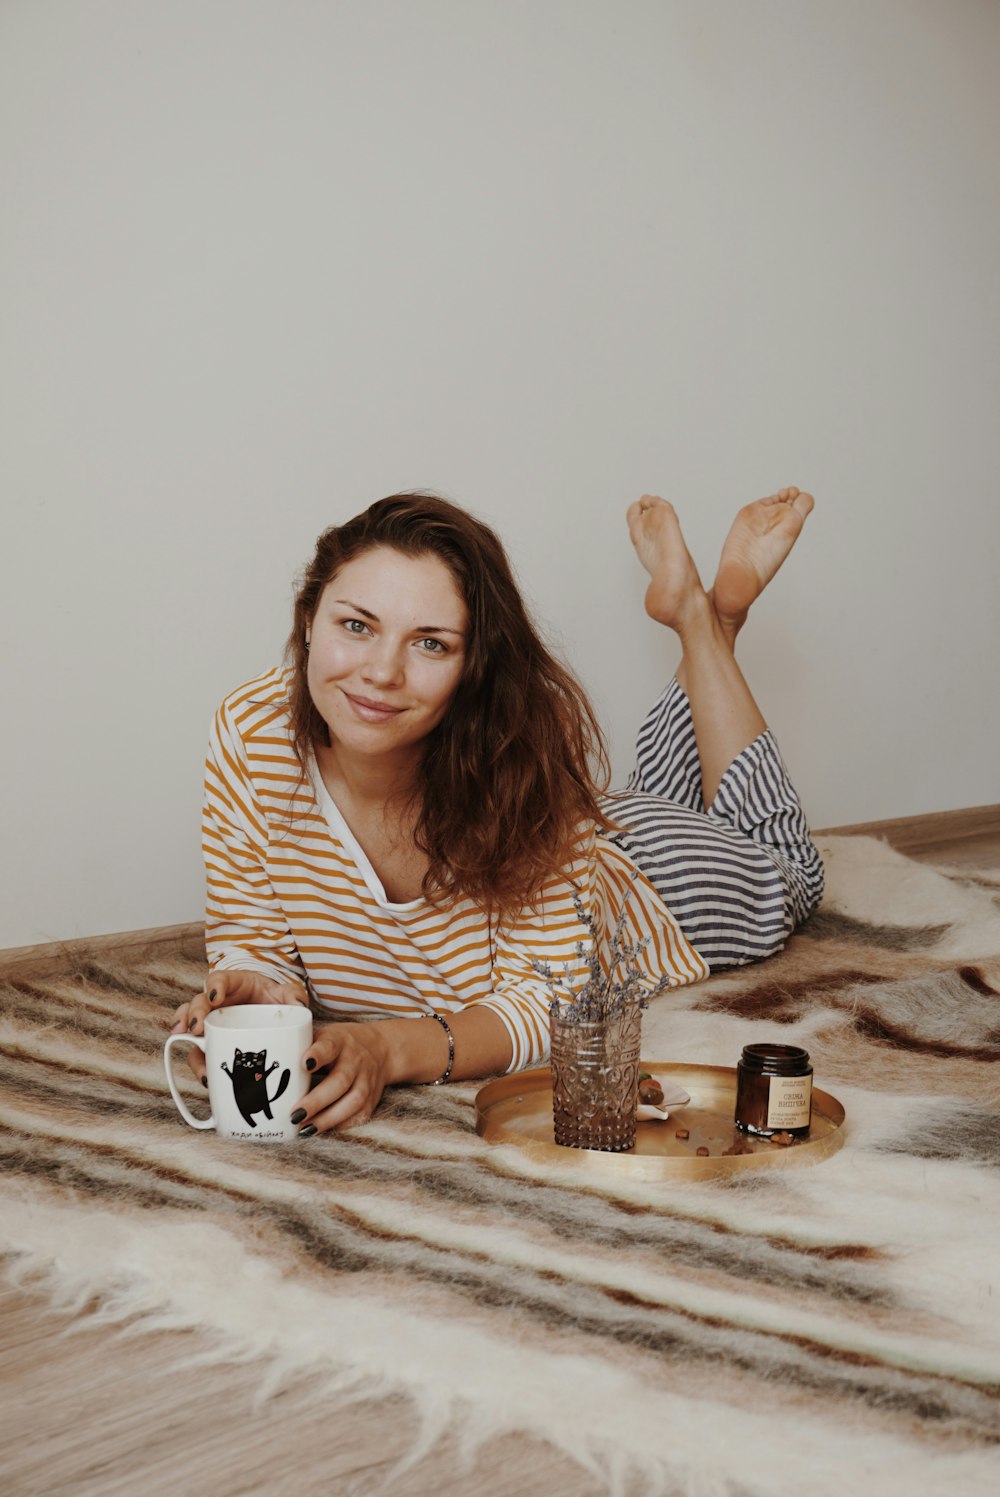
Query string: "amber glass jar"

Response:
xmin=734 ymin=1044 xmax=813 ymax=1137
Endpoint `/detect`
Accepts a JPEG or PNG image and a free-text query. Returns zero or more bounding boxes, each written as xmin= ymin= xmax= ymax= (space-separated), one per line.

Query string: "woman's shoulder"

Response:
xmin=213 ymin=666 xmax=295 ymax=742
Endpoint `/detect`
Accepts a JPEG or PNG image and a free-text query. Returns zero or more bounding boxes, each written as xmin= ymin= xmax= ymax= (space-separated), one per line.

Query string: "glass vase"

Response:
xmin=549 ymin=999 xmax=642 ymax=1152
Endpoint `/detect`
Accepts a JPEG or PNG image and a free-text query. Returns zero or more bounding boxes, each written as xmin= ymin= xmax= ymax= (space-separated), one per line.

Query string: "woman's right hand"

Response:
xmin=169 ymin=970 xmax=310 ymax=1083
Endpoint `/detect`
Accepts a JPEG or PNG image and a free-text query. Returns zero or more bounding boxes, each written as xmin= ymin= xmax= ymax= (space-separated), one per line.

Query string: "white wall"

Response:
xmin=2 ymin=0 xmax=998 ymax=949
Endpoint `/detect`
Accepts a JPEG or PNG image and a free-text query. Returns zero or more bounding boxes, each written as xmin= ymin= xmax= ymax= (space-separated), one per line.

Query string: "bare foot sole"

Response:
xmin=712 ymin=487 xmax=814 ymax=632
xmin=626 ymin=495 xmax=710 ymax=632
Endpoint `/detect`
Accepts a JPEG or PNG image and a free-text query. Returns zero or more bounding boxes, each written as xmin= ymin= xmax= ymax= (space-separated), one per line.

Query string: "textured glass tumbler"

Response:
xmin=550 ymin=1001 xmax=642 ymax=1152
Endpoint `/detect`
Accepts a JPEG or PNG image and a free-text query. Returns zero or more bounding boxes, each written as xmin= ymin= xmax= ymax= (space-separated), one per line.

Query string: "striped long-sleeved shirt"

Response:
xmin=203 ymin=669 xmax=709 ymax=1072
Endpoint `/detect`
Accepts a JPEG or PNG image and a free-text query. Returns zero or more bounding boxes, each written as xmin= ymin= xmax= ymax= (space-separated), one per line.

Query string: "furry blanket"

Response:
xmin=2 ymin=835 xmax=1000 ymax=1496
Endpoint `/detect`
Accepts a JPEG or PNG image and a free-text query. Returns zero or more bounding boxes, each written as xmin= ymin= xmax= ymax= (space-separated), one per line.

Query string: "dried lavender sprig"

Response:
xmin=548 ymin=963 xmax=673 ymax=1022
xmin=537 ymin=873 xmax=676 ymax=1024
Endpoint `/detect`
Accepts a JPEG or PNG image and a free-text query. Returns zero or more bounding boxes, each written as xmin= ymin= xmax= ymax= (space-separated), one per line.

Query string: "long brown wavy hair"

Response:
xmin=285 ymin=492 xmax=611 ymax=917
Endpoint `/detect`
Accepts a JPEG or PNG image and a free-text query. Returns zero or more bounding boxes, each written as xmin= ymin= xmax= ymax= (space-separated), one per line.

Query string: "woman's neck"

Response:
xmin=315 ymin=739 xmax=420 ymax=814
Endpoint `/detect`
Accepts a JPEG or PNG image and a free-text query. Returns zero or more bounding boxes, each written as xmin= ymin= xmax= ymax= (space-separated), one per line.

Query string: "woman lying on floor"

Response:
xmin=170 ymin=487 xmax=823 ymax=1135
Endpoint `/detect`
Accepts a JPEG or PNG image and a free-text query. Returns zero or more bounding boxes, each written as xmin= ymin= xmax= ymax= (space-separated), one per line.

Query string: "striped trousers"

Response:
xmin=602 ymin=679 xmax=824 ymax=970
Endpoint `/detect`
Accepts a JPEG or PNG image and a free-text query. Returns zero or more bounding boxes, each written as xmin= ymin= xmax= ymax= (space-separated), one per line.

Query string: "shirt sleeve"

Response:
xmin=477 ymin=841 xmax=601 ymax=1074
xmin=202 ymin=700 xmax=310 ymax=992
xmin=478 ymin=834 xmax=708 ymax=1075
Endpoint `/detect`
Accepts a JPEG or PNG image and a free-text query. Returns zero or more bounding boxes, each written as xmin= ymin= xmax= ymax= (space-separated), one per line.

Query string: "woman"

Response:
xmin=171 ymin=487 xmax=823 ymax=1136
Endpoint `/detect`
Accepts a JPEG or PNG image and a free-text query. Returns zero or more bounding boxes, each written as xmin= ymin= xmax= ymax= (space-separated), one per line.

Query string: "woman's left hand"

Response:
xmin=293 ymin=1021 xmax=393 ymax=1134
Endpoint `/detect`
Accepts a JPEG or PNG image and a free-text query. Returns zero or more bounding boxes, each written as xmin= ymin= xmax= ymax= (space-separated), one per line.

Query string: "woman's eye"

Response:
xmin=418 ymin=637 xmax=446 ymax=654
xmin=344 ymin=619 xmax=370 ymax=635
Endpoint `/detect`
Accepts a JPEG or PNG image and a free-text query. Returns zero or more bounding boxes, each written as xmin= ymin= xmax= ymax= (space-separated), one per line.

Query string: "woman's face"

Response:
xmin=306 ymin=546 xmax=468 ymax=765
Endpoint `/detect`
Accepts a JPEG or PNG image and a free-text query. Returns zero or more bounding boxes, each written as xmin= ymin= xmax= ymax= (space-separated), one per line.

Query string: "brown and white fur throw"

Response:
xmin=2 ymin=835 xmax=999 ymax=1496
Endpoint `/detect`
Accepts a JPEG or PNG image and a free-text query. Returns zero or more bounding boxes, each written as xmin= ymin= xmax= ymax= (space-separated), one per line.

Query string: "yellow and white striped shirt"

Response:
xmin=203 ymin=669 xmax=708 ymax=1072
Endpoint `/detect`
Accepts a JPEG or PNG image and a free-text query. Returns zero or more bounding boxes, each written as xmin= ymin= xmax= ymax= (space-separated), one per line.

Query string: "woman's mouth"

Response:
xmin=343 ymin=692 xmax=405 ymax=724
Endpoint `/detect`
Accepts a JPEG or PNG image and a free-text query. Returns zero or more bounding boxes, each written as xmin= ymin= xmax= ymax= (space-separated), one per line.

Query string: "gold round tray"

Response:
xmin=475 ymin=1062 xmax=846 ymax=1181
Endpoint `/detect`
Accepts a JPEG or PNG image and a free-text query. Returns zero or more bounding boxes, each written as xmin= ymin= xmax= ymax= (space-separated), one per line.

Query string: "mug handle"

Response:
xmin=164 ymin=1033 xmax=215 ymax=1130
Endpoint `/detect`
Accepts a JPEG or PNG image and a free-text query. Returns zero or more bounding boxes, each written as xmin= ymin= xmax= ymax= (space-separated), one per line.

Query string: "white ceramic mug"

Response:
xmin=164 ymin=1005 xmax=312 ymax=1141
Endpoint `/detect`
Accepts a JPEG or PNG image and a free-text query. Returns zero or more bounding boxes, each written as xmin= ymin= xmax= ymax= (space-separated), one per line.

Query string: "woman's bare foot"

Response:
xmin=626 ymin=495 xmax=712 ymax=636
xmin=711 ymin=487 xmax=814 ymax=638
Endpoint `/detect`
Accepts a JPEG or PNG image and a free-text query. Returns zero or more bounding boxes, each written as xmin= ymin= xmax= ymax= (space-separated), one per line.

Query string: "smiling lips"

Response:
xmin=343 ymin=692 xmax=406 ymax=723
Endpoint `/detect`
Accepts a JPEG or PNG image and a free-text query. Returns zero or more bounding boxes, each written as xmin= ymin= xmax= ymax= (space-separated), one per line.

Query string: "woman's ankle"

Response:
xmin=674 ymin=589 xmax=732 ymax=656
xmin=707 ymin=587 xmax=743 ymax=653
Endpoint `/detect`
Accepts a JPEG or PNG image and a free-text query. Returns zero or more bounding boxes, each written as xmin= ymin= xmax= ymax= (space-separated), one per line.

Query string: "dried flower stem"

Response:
xmin=533 ymin=875 xmax=673 ymax=1025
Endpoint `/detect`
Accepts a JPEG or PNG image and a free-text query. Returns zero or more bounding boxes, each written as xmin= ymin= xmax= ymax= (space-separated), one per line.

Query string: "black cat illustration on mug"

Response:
xmin=221 ymin=1049 xmax=291 ymax=1128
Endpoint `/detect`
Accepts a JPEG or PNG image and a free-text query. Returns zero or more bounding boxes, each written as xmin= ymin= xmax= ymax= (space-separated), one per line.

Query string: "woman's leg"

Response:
xmin=609 ymin=489 xmax=823 ymax=969
xmin=628 ymin=489 xmax=812 ymax=805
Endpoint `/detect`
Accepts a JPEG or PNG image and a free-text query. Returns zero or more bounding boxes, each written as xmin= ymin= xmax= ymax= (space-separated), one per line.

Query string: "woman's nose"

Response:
xmin=362 ymin=639 xmax=405 ymax=686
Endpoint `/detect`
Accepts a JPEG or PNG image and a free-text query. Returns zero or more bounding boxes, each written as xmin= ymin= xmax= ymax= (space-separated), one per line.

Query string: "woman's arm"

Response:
xmin=292 ymin=1005 xmax=514 ymax=1133
xmin=201 ymin=700 xmax=311 ymax=989
xmin=475 ymin=850 xmax=600 ymax=1070
xmin=170 ymin=702 xmax=312 ymax=1045
xmin=293 ymin=857 xmax=600 ymax=1135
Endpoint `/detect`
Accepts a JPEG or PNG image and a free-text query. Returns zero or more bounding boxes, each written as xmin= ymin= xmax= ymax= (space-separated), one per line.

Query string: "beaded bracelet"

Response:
xmin=426 ymin=1012 xmax=455 ymax=1085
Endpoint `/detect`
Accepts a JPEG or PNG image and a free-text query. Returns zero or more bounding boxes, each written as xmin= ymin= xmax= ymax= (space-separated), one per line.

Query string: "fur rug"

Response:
xmin=2 ymin=835 xmax=1000 ymax=1496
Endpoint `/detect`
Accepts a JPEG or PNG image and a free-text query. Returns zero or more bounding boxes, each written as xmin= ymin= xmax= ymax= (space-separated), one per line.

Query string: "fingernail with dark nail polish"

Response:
xmin=298 ymin=1124 xmax=317 ymax=1139
xmin=208 ymin=989 xmax=217 ymax=1003
xmin=201 ymin=1077 xmax=208 ymax=1088
xmin=188 ymin=1018 xmax=197 ymax=1031
xmin=290 ymin=1108 xmax=307 ymax=1125
xmin=305 ymin=1058 xmax=317 ymax=1071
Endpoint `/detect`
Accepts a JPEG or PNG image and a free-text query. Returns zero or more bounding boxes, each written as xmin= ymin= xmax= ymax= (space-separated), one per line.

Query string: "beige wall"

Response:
xmin=3 ymin=0 xmax=998 ymax=948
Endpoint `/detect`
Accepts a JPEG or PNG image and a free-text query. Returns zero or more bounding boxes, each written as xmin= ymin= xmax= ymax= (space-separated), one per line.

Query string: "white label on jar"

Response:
xmin=766 ymin=1075 xmax=812 ymax=1130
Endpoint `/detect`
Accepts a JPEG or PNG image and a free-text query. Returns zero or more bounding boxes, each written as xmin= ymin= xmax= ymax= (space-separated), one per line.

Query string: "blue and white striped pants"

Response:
xmin=602 ymin=678 xmax=825 ymax=970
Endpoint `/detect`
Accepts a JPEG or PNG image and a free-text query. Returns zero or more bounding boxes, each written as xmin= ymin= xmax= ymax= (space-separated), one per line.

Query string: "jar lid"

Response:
xmin=739 ymin=1043 xmax=811 ymax=1075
